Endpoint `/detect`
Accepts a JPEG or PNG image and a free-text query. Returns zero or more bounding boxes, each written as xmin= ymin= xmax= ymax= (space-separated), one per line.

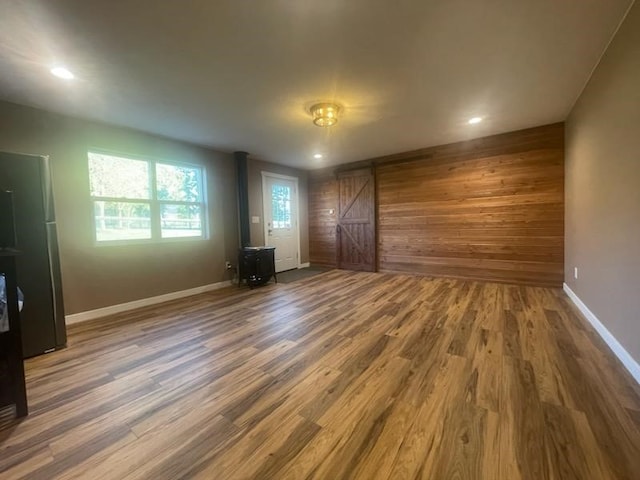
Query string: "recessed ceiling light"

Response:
xmin=468 ymin=116 xmax=483 ymax=124
xmin=50 ymin=66 xmax=74 ymax=80
xmin=313 ymin=153 xmax=323 ymax=159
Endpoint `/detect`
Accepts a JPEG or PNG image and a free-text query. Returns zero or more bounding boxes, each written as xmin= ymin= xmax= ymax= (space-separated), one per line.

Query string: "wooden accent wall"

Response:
xmin=309 ymin=170 xmax=338 ymax=267
xmin=307 ymin=123 xmax=564 ymax=286
xmin=376 ymin=123 xmax=564 ymax=286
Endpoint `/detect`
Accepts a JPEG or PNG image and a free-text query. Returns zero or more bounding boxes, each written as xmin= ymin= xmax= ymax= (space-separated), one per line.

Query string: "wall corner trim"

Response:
xmin=563 ymin=283 xmax=640 ymax=385
xmin=65 ymin=280 xmax=232 ymax=325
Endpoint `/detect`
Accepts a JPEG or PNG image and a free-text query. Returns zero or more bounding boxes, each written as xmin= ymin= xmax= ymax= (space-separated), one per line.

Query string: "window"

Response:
xmin=271 ymin=184 xmax=292 ymax=229
xmin=88 ymin=151 xmax=206 ymax=243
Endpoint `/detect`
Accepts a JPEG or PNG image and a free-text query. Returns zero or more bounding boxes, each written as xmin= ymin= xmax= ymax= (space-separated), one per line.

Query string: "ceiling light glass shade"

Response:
xmin=311 ymin=103 xmax=340 ymax=127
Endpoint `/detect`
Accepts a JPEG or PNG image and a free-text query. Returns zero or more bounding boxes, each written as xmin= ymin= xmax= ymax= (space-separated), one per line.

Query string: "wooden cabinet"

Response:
xmin=238 ymin=247 xmax=277 ymax=288
xmin=0 ymin=249 xmax=28 ymax=417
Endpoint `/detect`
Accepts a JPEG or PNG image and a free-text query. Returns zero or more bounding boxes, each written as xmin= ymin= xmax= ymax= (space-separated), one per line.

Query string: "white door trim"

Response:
xmin=261 ymin=171 xmax=302 ymax=269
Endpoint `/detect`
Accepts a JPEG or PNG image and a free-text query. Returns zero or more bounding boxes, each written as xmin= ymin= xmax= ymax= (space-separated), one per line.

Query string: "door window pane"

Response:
xmin=160 ymin=204 xmax=203 ymax=238
xmin=271 ymin=185 xmax=291 ymax=228
xmin=94 ymin=201 xmax=151 ymax=241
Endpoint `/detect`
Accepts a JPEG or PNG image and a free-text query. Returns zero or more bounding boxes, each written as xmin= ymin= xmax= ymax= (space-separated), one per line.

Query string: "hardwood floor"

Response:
xmin=1 ymin=270 xmax=639 ymax=479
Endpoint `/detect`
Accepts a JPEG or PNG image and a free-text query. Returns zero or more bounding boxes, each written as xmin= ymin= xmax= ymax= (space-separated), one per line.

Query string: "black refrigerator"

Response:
xmin=0 ymin=151 xmax=66 ymax=358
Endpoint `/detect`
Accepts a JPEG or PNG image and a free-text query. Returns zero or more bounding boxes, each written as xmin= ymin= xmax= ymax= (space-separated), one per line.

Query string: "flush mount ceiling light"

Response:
xmin=313 ymin=153 xmax=323 ymax=159
xmin=468 ymin=116 xmax=483 ymax=124
xmin=50 ymin=66 xmax=74 ymax=80
xmin=310 ymin=103 xmax=340 ymax=127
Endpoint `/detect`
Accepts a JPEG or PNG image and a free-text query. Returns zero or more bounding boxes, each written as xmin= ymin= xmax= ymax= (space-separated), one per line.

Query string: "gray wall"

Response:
xmin=565 ymin=2 xmax=640 ymax=362
xmin=0 ymin=101 xmax=238 ymax=314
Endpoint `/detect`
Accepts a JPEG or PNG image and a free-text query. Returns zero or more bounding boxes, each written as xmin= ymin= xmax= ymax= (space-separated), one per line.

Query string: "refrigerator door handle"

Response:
xmin=46 ymin=222 xmax=67 ymax=347
xmin=40 ymin=155 xmax=56 ymax=222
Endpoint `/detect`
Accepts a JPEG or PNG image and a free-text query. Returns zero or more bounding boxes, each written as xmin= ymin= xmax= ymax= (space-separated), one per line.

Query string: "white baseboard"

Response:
xmin=65 ymin=280 xmax=232 ymax=325
xmin=563 ymin=283 xmax=640 ymax=385
xmin=298 ymin=262 xmax=310 ymax=269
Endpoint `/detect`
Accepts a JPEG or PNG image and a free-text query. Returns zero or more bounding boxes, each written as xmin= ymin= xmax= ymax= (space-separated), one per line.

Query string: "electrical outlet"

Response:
xmin=225 ymin=261 xmax=232 ymax=270
xmin=574 ymin=267 xmax=578 ymax=279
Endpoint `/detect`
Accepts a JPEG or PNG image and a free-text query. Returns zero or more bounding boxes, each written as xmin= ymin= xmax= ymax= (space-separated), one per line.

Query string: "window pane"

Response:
xmin=271 ymin=185 xmax=291 ymax=228
xmin=161 ymin=204 xmax=202 ymax=238
xmin=156 ymin=163 xmax=202 ymax=202
xmin=88 ymin=152 xmax=150 ymax=199
xmin=94 ymin=201 xmax=151 ymax=241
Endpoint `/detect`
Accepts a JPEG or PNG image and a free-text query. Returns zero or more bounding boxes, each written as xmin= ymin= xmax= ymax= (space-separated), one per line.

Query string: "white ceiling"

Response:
xmin=0 ymin=0 xmax=633 ymax=169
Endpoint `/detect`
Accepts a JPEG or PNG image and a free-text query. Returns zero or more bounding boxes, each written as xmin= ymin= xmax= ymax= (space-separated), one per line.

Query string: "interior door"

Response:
xmin=263 ymin=173 xmax=299 ymax=272
xmin=337 ymin=168 xmax=376 ymax=272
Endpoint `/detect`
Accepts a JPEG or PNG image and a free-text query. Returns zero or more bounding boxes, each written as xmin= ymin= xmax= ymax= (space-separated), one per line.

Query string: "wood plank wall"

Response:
xmin=309 ymin=170 xmax=338 ymax=267
xmin=308 ymin=123 xmax=564 ymax=286
xmin=376 ymin=123 xmax=564 ymax=286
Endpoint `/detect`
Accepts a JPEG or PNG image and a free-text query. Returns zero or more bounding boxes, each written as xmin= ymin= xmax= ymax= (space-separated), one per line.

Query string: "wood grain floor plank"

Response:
xmin=500 ymin=355 xmax=551 ymax=480
xmin=1 ymin=270 xmax=638 ymax=479
xmin=348 ymin=399 xmax=418 ymax=480
xmin=0 ymin=446 xmax=54 ymax=480
xmin=542 ymin=402 xmax=607 ymax=480
xmin=481 ymin=410 xmax=501 ymax=480
xmin=470 ymin=328 xmax=503 ymax=412
xmin=430 ymin=403 xmax=487 ymax=480
xmin=388 ymin=354 xmax=471 ymax=479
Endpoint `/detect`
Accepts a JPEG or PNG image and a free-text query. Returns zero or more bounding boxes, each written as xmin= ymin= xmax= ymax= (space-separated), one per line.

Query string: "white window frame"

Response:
xmin=88 ymin=150 xmax=208 ymax=245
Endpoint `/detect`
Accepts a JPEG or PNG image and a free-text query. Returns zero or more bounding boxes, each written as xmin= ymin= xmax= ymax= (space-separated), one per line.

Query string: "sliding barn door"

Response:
xmin=337 ymin=168 xmax=375 ymax=272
